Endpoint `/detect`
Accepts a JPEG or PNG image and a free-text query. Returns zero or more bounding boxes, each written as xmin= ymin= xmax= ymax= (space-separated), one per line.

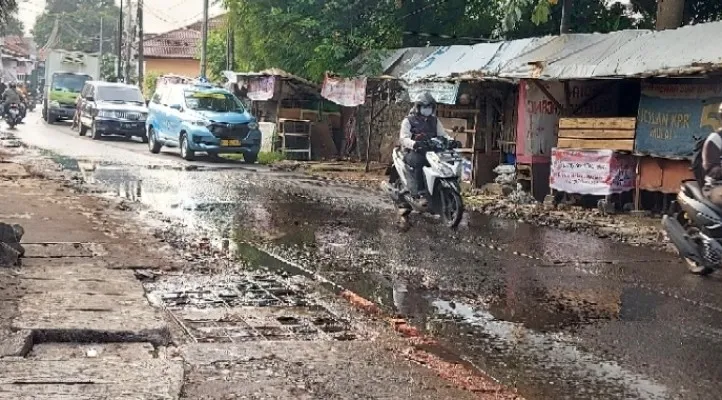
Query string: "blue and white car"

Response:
xmin=145 ymin=81 xmax=261 ymax=162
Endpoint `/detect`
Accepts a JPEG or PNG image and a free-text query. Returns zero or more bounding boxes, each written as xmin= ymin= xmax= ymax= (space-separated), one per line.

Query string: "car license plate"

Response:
xmin=122 ymin=122 xmax=136 ymax=129
xmin=221 ymin=139 xmax=240 ymax=147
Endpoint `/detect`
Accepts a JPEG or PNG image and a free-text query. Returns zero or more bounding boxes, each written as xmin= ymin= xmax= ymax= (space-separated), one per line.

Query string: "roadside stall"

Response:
xmin=399 ymin=40 xmax=547 ymax=188
xmin=224 ymin=69 xmax=340 ymax=160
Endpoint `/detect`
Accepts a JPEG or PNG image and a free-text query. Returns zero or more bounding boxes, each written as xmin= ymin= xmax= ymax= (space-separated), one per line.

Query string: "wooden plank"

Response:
xmin=557 ymin=138 xmax=634 ymax=151
xmin=558 ymin=129 xmax=635 ymax=140
xmin=558 ymin=118 xmax=636 ymax=130
xmin=278 ymin=108 xmax=303 ymax=120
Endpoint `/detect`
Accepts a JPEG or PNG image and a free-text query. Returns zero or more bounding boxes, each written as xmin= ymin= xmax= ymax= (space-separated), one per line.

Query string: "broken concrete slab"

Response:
xmin=0 ymin=359 xmax=184 ymax=399
xmin=13 ymin=264 xmax=171 ymax=345
xmin=181 ymin=341 xmax=480 ymax=399
xmin=13 ymin=292 xmax=170 ymax=345
xmin=29 ymin=342 xmax=160 ymax=361
xmin=0 ymin=162 xmax=29 ymax=178
xmin=0 ymin=330 xmax=31 ymax=358
xmin=21 ymin=242 xmax=105 ymax=258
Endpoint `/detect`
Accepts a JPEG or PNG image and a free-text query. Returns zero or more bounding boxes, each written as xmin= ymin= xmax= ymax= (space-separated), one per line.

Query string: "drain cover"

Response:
xmin=145 ymin=272 xmax=356 ymax=343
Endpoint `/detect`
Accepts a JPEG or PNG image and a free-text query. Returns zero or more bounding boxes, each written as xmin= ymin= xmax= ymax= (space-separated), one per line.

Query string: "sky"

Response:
xmin=17 ymin=0 xmax=225 ymax=36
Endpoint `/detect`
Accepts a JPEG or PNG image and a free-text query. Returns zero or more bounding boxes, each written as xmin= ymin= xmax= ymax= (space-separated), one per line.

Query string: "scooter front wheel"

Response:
xmin=440 ymin=187 xmax=464 ymax=229
xmin=684 ymin=257 xmax=715 ymax=276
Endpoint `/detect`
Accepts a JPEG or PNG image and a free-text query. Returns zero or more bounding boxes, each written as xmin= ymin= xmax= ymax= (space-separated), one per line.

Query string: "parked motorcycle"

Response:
xmin=26 ymin=95 xmax=36 ymax=112
xmin=382 ymin=136 xmax=465 ymax=228
xmin=5 ymin=103 xmax=21 ymax=129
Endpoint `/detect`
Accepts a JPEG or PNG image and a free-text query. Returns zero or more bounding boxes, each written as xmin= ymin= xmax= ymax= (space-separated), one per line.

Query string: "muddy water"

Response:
xmin=72 ymin=161 xmax=722 ymax=400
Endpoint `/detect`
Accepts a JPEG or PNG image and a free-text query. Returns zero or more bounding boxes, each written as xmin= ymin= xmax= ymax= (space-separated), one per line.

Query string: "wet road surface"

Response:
xmin=10 ymin=113 xmax=722 ymax=399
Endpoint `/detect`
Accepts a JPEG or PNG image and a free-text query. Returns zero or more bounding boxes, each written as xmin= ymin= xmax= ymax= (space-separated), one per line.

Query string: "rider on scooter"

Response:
xmin=702 ymin=103 xmax=722 ymax=207
xmin=1 ymin=82 xmax=21 ymax=116
xmin=399 ymin=92 xmax=460 ymax=206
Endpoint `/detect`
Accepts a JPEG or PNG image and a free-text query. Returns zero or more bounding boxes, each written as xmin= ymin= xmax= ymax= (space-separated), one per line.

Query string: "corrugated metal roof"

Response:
xmin=499 ymin=30 xmax=649 ymax=79
xmin=402 ymin=43 xmax=502 ymax=82
xmin=348 ymin=46 xmax=440 ymax=78
xmin=602 ymin=20 xmax=722 ymax=78
xmin=401 ymin=37 xmax=552 ymax=82
xmin=498 ymin=21 xmax=722 ymax=79
xmin=224 ymin=68 xmax=319 ymax=88
xmin=383 ymin=47 xmax=440 ymax=78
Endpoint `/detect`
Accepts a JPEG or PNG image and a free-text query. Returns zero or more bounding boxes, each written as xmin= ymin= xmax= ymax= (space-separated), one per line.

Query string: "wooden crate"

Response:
xmin=557 ymin=117 xmax=636 ymax=151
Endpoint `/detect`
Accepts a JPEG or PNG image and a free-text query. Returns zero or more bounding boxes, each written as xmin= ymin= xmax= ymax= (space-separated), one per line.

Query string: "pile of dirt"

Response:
xmin=465 ymin=193 xmax=669 ymax=251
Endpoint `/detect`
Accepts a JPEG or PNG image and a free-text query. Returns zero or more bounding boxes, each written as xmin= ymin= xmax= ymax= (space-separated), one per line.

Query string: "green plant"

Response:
xmin=257 ymin=151 xmax=286 ymax=165
xmin=143 ymin=71 xmax=161 ymax=99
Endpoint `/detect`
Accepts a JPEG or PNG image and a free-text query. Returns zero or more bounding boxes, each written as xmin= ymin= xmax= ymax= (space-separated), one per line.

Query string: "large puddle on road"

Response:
xmin=57 ymin=159 xmax=718 ymax=399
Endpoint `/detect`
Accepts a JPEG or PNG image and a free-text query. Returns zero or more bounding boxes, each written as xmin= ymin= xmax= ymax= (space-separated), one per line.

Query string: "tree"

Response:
xmin=31 ymin=0 xmax=119 ymax=54
xmin=223 ymin=0 xmax=401 ymax=81
xmin=205 ymin=28 xmax=228 ymax=81
xmin=1 ymin=12 xmax=24 ymax=36
xmin=655 ymin=0 xmax=684 ymax=29
xmin=629 ymin=0 xmax=722 ymax=28
xmin=502 ymin=0 xmax=722 ymax=34
xmin=0 ymin=0 xmax=18 ymax=31
xmin=501 ymin=0 xmax=639 ymax=34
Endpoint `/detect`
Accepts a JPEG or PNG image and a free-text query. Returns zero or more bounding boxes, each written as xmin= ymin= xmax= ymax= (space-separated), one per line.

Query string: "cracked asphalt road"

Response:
xmin=10 ymin=113 xmax=722 ymax=399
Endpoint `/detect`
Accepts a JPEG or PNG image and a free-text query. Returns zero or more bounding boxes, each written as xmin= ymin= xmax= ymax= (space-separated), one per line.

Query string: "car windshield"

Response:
xmin=96 ymin=86 xmax=144 ymax=103
xmin=51 ymin=74 xmax=90 ymax=93
xmin=183 ymin=89 xmax=245 ymax=113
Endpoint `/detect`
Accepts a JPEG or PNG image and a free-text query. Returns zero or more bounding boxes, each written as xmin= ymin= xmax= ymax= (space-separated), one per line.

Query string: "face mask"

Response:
xmin=419 ymin=106 xmax=433 ymax=117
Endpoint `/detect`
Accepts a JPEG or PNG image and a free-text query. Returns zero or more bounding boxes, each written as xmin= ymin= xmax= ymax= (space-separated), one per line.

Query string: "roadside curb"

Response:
xmin=339 ymin=288 xmax=522 ymax=398
xmin=237 ymin=244 xmax=520 ymax=397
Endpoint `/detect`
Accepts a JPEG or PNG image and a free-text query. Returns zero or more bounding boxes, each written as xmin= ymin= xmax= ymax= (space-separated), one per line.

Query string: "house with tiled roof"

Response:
xmin=142 ymin=14 xmax=226 ymax=77
xmin=1 ymin=36 xmax=36 ymax=82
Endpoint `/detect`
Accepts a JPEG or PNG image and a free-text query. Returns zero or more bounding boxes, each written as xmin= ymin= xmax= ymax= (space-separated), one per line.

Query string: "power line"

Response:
xmin=398 ymin=0 xmax=450 ymax=20
xmin=403 ymin=30 xmax=501 ymax=43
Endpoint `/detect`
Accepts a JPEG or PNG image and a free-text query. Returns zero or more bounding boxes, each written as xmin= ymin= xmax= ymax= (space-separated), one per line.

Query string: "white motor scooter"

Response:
xmin=382 ymin=137 xmax=465 ymax=228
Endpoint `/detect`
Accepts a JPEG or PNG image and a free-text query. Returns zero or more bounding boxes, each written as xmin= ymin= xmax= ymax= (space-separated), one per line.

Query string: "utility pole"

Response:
xmin=98 ymin=17 xmax=103 ymax=79
xmin=560 ymin=0 xmax=572 ymax=34
xmin=137 ymin=0 xmax=144 ymax=90
xmin=200 ymin=0 xmax=209 ymax=78
xmin=225 ymin=21 xmax=233 ymax=71
xmin=124 ymin=0 xmax=133 ymax=83
xmin=117 ymin=0 xmax=123 ymax=81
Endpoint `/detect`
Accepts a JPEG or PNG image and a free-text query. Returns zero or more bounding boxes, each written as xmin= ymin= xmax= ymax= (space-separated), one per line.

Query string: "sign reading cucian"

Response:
xmin=247 ymin=76 xmax=276 ymax=101
xmin=321 ymin=76 xmax=367 ymax=107
xmin=634 ymin=80 xmax=722 ymax=160
xmin=406 ymin=81 xmax=459 ymax=105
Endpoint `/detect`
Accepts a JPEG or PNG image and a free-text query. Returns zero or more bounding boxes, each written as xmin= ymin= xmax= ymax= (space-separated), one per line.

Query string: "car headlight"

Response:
xmin=97 ymin=110 xmax=115 ymax=118
xmin=49 ymin=100 xmax=60 ymax=108
xmin=190 ymin=119 xmax=211 ymax=129
xmin=248 ymin=121 xmax=259 ymax=130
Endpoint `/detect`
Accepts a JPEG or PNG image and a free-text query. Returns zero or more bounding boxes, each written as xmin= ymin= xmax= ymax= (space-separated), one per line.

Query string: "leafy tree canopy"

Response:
xmin=223 ymin=0 xmax=401 ymax=81
xmin=0 ymin=0 xmax=18 ymax=30
xmin=502 ymin=0 xmax=722 ymax=33
xmin=1 ymin=11 xmax=24 ymax=36
xmin=31 ymin=0 xmax=119 ymax=54
xmin=214 ymin=0 xmax=721 ymax=83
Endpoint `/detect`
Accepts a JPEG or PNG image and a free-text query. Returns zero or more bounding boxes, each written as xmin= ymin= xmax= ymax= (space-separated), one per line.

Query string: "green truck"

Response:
xmin=42 ymin=50 xmax=100 ymax=124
